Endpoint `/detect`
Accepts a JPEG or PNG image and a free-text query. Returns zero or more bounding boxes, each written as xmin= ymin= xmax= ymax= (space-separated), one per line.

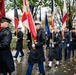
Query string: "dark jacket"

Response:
xmin=60 ymin=30 xmax=70 ymax=49
xmin=16 ymin=31 xmax=23 ymax=50
xmin=69 ymin=31 xmax=76 ymax=50
xmin=0 ymin=27 xmax=15 ymax=73
xmin=27 ymin=30 xmax=32 ymax=50
xmin=28 ymin=29 xmax=46 ymax=64
xmin=48 ymin=32 xmax=61 ymax=61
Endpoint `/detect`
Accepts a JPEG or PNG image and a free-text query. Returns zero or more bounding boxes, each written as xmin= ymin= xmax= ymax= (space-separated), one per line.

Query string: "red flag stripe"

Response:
xmin=51 ymin=12 xmax=54 ymax=30
xmin=0 ymin=0 xmax=5 ymax=31
xmin=62 ymin=13 xmax=68 ymax=25
xmin=14 ymin=17 xmax=19 ymax=29
xmin=27 ymin=11 xmax=37 ymax=41
xmin=0 ymin=0 xmax=5 ymax=19
xmin=22 ymin=12 xmax=27 ymax=22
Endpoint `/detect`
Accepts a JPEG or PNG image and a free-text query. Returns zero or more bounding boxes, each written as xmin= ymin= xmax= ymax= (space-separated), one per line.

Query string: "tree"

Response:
xmin=5 ymin=0 xmax=76 ymax=28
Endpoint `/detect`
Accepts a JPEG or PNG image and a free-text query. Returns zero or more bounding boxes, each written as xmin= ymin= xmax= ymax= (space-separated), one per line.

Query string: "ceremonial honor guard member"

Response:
xmin=0 ymin=17 xmax=15 ymax=75
xmin=48 ymin=28 xmax=61 ymax=68
xmin=45 ymin=32 xmax=50 ymax=49
xmin=26 ymin=20 xmax=46 ymax=75
xmin=68 ymin=28 xmax=76 ymax=58
xmin=60 ymin=27 xmax=70 ymax=61
xmin=26 ymin=29 xmax=32 ymax=53
xmin=14 ymin=26 xmax=24 ymax=58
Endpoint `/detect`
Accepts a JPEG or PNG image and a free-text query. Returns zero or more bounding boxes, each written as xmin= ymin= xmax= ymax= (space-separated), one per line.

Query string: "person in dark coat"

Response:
xmin=26 ymin=20 xmax=46 ymax=75
xmin=48 ymin=28 xmax=61 ymax=68
xmin=60 ymin=28 xmax=70 ymax=60
xmin=45 ymin=32 xmax=50 ymax=49
xmin=0 ymin=16 xmax=15 ymax=75
xmin=13 ymin=26 xmax=24 ymax=58
xmin=26 ymin=29 xmax=32 ymax=53
xmin=68 ymin=28 xmax=76 ymax=58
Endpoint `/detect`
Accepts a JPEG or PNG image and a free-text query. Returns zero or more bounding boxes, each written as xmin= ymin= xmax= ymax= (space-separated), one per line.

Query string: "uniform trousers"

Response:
xmin=15 ymin=50 xmax=24 ymax=57
xmin=26 ymin=62 xmax=45 ymax=75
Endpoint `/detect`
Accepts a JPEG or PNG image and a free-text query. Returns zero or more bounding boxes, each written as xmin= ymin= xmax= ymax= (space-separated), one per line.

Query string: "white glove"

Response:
xmin=28 ymin=40 xmax=30 ymax=42
xmin=52 ymin=44 xmax=54 ymax=48
xmin=32 ymin=43 xmax=35 ymax=48
xmin=67 ymin=44 xmax=69 ymax=47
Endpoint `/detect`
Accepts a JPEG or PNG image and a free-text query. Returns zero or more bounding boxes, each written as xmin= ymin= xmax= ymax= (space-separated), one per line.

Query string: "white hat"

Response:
xmin=35 ymin=20 xmax=41 ymax=25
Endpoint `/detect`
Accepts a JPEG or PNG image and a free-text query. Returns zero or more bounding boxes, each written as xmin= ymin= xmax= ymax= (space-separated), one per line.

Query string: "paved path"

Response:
xmin=0 ymin=49 xmax=76 ymax=75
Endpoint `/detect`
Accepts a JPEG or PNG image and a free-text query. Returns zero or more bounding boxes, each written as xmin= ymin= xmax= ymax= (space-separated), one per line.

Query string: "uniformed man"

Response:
xmin=26 ymin=20 xmax=46 ymax=75
xmin=48 ymin=28 xmax=61 ymax=68
xmin=68 ymin=28 xmax=76 ymax=59
xmin=26 ymin=29 xmax=32 ymax=53
xmin=60 ymin=27 xmax=70 ymax=61
xmin=13 ymin=26 xmax=24 ymax=58
xmin=0 ymin=16 xmax=15 ymax=75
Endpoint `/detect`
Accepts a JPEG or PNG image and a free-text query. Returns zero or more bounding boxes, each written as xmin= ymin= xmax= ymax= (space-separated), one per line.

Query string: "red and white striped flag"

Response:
xmin=22 ymin=0 xmax=37 ymax=41
xmin=27 ymin=11 xmax=37 ymax=41
xmin=62 ymin=0 xmax=68 ymax=29
xmin=22 ymin=0 xmax=29 ymax=29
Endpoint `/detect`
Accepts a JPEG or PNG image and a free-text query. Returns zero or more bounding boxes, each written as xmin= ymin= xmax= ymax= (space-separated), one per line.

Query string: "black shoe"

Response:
xmin=19 ymin=55 xmax=24 ymax=57
xmin=54 ymin=64 xmax=59 ymax=68
xmin=38 ymin=73 xmax=45 ymax=75
xmin=13 ymin=56 xmax=17 ymax=58
xmin=46 ymin=65 xmax=51 ymax=69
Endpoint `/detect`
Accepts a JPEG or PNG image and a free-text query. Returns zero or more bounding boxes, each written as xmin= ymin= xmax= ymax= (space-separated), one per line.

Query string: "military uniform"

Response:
xmin=48 ymin=31 xmax=61 ymax=61
xmin=68 ymin=29 xmax=76 ymax=58
xmin=0 ymin=17 xmax=15 ymax=74
xmin=27 ymin=30 xmax=32 ymax=51
xmin=45 ymin=33 xmax=50 ymax=49
xmin=26 ymin=21 xmax=46 ymax=75
xmin=14 ymin=27 xmax=24 ymax=58
xmin=28 ymin=28 xmax=45 ymax=64
xmin=59 ymin=29 xmax=70 ymax=60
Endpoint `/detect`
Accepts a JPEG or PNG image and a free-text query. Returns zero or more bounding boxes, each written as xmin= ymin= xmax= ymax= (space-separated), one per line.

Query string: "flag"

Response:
xmin=0 ymin=0 xmax=5 ymax=19
xmin=30 ymin=5 xmax=34 ymax=15
xmin=22 ymin=0 xmax=29 ymax=29
xmin=27 ymin=11 xmax=37 ymax=41
xmin=22 ymin=0 xmax=37 ymax=41
xmin=62 ymin=0 xmax=68 ymax=28
xmin=0 ymin=0 xmax=5 ymax=31
xmin=51 ymin=0 xmax=54 ymax=30
xmin=14 ymin=0 xmax=19 ymax=30
xmin=33 ymin=7 xmax=38 ymax=20
xmin=45 ymin=12 xmax=50 ymax=35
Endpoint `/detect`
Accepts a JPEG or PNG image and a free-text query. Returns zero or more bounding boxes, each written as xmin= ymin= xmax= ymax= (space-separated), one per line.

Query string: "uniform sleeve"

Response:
xmin=0 ymin=31 xmax=12 ymax=49
xmin=17 ymin=32 xmax=23 ymax=41
xmin=35 ymin=30 xmax=46 ymax=47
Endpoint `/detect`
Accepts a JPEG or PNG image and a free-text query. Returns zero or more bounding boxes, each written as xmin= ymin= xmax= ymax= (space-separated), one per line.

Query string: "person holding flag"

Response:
xmin=26 ymin=20 xmax=46 ymax=75
xmin=22 ymin=0 xmax=46 ymax=74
